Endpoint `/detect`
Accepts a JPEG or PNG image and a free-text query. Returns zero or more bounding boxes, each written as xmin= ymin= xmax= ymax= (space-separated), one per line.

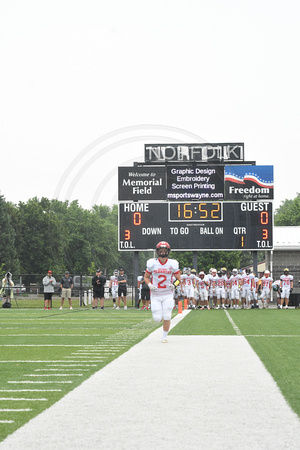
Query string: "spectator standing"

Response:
xmin=92 ymin=269 xmax=106 ymax=309
xmin=117 ymin=268 xmax=128 ymax=310
xmin=60 ymin=271 xmax=74 ymax=310
xmin=1 ymin=272 xmax=14 ymax=304
xmin=43 ymin=270 xmax=56 ymax=310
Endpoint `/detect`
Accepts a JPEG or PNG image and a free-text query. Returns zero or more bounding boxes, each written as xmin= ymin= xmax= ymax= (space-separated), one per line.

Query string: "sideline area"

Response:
xmin=0 ymin=311 xmax=299 ymax=450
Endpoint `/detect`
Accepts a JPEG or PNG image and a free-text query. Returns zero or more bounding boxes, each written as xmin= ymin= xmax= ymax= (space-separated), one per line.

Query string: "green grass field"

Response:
xmin=0 ymin=306 xmax=299 ymax=442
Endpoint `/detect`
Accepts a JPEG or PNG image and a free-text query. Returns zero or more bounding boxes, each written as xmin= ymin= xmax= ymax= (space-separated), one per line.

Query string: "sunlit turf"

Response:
xmin=0 ymin=307 xmax=161 ymax=441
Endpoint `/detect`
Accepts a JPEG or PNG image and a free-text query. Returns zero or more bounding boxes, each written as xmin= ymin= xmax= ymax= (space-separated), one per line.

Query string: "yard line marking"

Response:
xmin=0 ymin=409 xmax=32 ymax=412
xmin=65 ymin=356 xmax=105 ymax=359
xmin=0 ymin=420 xmax=14 ymax=423
xmin=24 ymin=374 xmax=83 ymax=377
xmin=45 ymin=364 xmax=97 ymax=367
xmin=0 ymin=398 xmax=48 ymax=401
xmin=0 ymin=390 xmax=61 ymax=392
xmin=8 ymin=381 xmax=72 ymax=384
xmin=224 ymin=310 xmax=242 ymax=336
xmin=34 ymin=369 xmax=89 ymax=371
xmin=0 ymin=344 xmax=113 ymax=347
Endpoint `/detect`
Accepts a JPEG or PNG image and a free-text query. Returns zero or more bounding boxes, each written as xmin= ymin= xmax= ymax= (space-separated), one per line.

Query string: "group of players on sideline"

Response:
xmin=133 ymin=266 xmax=295 ymax=311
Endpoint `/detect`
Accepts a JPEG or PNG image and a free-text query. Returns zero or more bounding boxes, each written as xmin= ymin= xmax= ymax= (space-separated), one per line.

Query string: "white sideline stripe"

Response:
xmin=0 ymin=421 xmax=14 ymax=424
xmin=8 ymin=381 xmax=72 ymax=384
xmin=224 ymin=309 xmax=242 ymax=335
xmin=0 ymin=390 xmax=61 ymax=392
xmin=0 ymin=398 xmax=48 ymax=401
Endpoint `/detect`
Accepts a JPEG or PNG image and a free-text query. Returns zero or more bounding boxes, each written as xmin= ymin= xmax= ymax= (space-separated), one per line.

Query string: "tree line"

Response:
xmin=0 ymin=193 xmax=299 ymax=281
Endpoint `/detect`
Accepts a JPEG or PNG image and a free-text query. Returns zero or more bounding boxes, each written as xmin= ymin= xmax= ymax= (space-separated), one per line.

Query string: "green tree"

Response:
xmin=274 ymin=193 xmax=300 ymax=226
xmin=0 ymin=194 xmax=20 ymax=273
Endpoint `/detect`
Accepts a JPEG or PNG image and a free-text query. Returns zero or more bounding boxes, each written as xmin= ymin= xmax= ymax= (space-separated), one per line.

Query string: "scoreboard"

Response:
xmin=118 ymin=148 xmax=274 ymax=252
xmin=118 ymin=201 xmax=273 ymax=251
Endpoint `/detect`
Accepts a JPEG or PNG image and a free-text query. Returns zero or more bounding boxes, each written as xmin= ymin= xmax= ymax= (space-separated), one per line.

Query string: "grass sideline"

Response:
xmin=170 ymin=309 xmax=300 ymax=417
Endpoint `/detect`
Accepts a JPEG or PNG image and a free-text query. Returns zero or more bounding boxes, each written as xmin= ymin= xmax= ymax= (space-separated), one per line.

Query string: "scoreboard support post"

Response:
xmin=193 ymin=252 xmax=198 ymax=273
xmin=252 ymin=251 xmax=258 ymax=275
xmin=133 ymin=251 xmax=139 ymax=308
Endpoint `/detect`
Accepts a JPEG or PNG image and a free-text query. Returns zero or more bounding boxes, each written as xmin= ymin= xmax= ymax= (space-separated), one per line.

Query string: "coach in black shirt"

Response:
xmin=117 ymin=268 xmax=127 ymax=310
xmin=92 ymin=269 xmax=106 ymax=309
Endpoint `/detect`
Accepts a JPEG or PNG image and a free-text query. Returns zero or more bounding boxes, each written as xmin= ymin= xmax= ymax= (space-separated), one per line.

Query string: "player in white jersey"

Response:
xmin=197 ymin=271 xmax=210 ymax=310
xmin=230 ymin=269 xmax=241 ymax=309
xmin=224 ymin=271 xmax=232 ymax=308
xmin=109 ymin=269 xmax=119 ymax=308
xmin=137 ymin=272 xmax=145 ymax=309
xmin=241 ymin=268 xmax=254 ymax=309
xmin=144 ymin=241 xmax=181 ymax=343
xmin=215 ymin=271 xmax=226 ymax=309
xmin=251 ymin=272 xmax=259 ymax=308
xmin=259 ymin=270 xmax=273 ymax=309
xmin=182 ymin=268 xmax=196 ymax=309
xmin=208 ymin=268 xmax=218 ymax=308
xmin=279 ymin=268 xmax=293 ymax=309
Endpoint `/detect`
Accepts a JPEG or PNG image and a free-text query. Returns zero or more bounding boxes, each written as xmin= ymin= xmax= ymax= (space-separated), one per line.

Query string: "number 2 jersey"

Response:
xmin=146 ymin=257 xmax=180 ymax=297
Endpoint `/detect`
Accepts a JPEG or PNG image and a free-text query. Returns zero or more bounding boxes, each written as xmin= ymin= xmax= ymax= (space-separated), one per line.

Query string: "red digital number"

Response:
xmin=261 ymin=211 xmax=269 ymax=225
xmin=133 ymin=212 xmax=142 ymax=225
xmin=262 ymin=229 xmax=268 ymax=240
xmin=125 ymin=229 xmax=130 ymax=240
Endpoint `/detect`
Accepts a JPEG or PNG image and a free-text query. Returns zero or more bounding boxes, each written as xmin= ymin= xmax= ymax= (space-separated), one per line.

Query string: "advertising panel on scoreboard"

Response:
xmin=118 ymin=166 xmax=166 ymax=201
xmin=166 ymin=165 xmax=224 ymax=201
xmin=225 ymin=165 xmax=274 ymax=200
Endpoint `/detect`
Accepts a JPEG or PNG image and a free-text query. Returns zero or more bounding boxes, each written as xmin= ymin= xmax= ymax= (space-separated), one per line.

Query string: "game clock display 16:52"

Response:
xmin=118 ymin=201 xmax=273 ymax=251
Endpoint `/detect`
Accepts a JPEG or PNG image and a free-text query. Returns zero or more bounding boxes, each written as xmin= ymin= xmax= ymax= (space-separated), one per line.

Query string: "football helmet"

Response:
xmin=199 ymin=271 xmax=205 ymax=279
xmin=113 ymin=269 xmax=119 ymax=276
xmin=284 ymin=268 xmax=289 ymax=275
xmin=156 ymin=241 xmax=171 ymax=258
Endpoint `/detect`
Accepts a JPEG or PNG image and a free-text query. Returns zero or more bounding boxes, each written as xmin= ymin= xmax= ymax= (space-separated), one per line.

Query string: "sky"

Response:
xmin=0 ymin=0 xmax=299 ymax=212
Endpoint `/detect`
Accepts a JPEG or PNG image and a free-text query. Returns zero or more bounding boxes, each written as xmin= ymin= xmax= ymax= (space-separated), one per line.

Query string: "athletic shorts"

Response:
xmin=93 ymin=288 xmax=104 ymax=298
xmin=118 ymin=286 xmax=127 ymax=297
xmin=44 ymin=293 xmax=53 ymax=300
xmin=141 ymin=288 xmax=150 ymax=301
xmin=62 ymin=288 xmax=71 ymax=298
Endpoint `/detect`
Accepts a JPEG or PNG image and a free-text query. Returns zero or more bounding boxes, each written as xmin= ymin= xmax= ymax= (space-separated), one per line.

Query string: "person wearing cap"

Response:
xmin=117 ymin=268 xmax=128 ymax=310
xmin=42 ymin=270 xmax=56 ymax=310
xmin=60 ymin=271 xmax=74 ymax=310
xmin=92 ymin=269 xmax=106 ymax=309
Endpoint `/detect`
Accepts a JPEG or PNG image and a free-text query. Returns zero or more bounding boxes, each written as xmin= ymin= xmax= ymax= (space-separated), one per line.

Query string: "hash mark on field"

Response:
xmin=0 ymin=420 xmax=14 ymax=423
